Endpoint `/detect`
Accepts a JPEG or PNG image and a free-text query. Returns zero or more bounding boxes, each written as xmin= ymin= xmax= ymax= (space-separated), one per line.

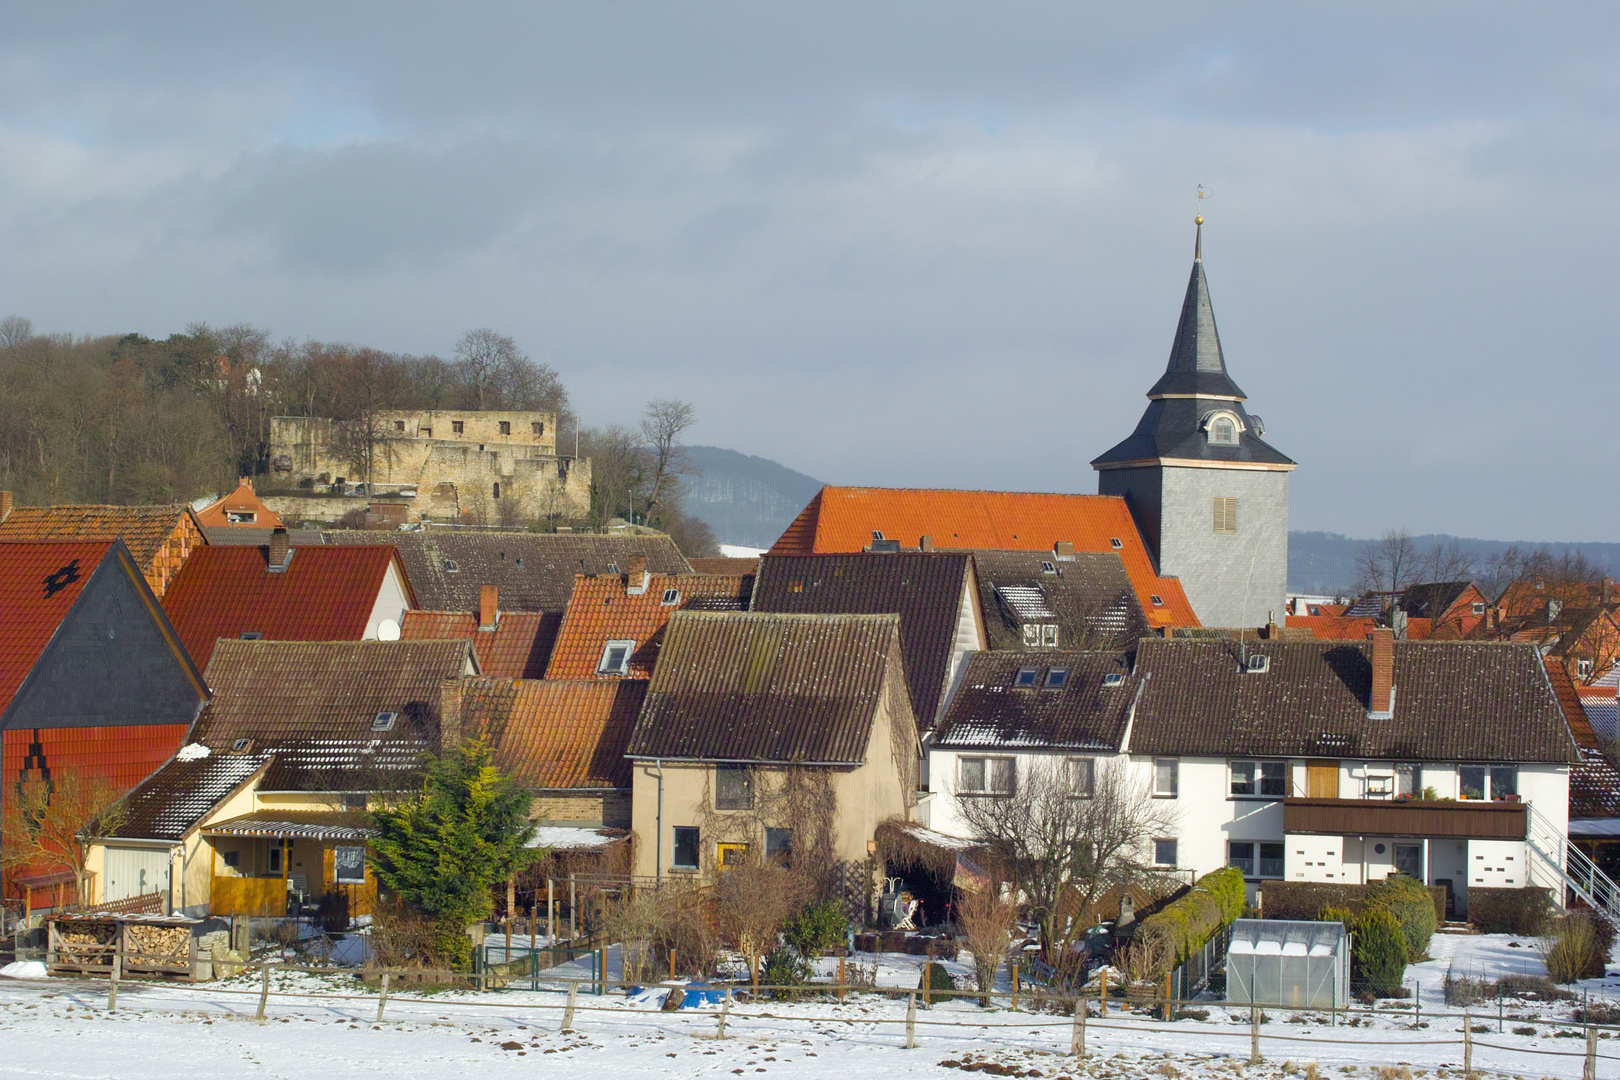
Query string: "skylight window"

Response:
xmin=1013 ymin=667 xmax=1039 ymax=688
xmin=598 ymin=640 xmax=635 ymax=676
xmin=1245 ymin=655 xmax=1270 ymax=674
xmin=872 ymin=530 xmax=885 ymax=541
xmin=444 ymin=559 xmax=459 ymax=572
xmin=1110 ymin=538 xmax=1124 ymax=549
xmin=371 ymin=711 xmax=398 ymax=732
xmin=1102 ymin=673 xmax=1125 ymax=687
xmin=661 ymin=588 xmax=681 ymax=606
xmin=239 ymin=631 xmax=263 ymax=641
xmin=606 ymin=562 xmax=619 ymax=574
xmin=1040 ymin=561 xmax=1056 ymax=574
xmin=1150 ymin=595 xmax=1164 ymax=607
xmin=1043 ymin=667 xmax=1069 ymax=689
xmin=230 ymin=738 xmax=253 ymax=753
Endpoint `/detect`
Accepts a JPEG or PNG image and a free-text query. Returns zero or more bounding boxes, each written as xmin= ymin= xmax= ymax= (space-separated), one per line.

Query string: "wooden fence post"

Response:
xmin=1098 ymin=973 xmax=1107 ymax=1016
xmin=1071 ymin=997 xmax=1085 ymax=1057
xmin=904 ymin=991 xmax=916 ymax=1049
xmin=562 ymin=980 xmax=578 ymax=1032
xmin=376 ymin=972 xmax=390 ymax=1023
xmin=256 ymin=960 xmax=270 ymax=1023
xmin=1463 ymin=1012 xmax=1472 ymax=1079
xmin=107 ymin=950 xmax=120 ymax=1012
xmin=837 ymin=956 xmax=845 ymax=1002
xmin=1584 ymin=1025 xmax=1598 ymax=1080
xmin=1249 ymin=1004 xmax=1261 ymax=1064
xmin=568 ymin=875 xmax=577 ymax=940
xmin=922 ymin=961 xmax=931 ymax=1008
xmin=717 ymin=988 xmax=731 ymax=1039
xmin=547 ymin=878 xmax=554 ymax=941
xmin=1010 ymin=962 xmax=1019 ymax=1011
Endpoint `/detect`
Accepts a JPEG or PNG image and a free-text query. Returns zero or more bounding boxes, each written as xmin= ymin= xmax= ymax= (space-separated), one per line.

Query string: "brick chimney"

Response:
xmin=1367 ymin=627 xmax=1396 ymax=719
xmin=919 ymin=535 xmax=933 ymax=552
xmin=439 ymin=678 xmax=463 ymax=748
xmin=266 ymin=527 xmax=290 ymax=571
xmin=478 ymin=584 xmax=499 ymax=631
xmin=625 ymin=554 xmax=650 ymax=596
xmin=1054 ymin=541 xmax=1076 ymax=560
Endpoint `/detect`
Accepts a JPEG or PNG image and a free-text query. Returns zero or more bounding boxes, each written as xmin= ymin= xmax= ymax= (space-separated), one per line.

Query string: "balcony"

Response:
xmin=1283 ymin=798 xmax=1527 ymax=840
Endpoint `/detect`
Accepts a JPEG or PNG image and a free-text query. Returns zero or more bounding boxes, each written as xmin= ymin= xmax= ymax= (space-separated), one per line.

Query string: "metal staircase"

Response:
xmin=1527 ymin=806 xmax=1620 ymax=931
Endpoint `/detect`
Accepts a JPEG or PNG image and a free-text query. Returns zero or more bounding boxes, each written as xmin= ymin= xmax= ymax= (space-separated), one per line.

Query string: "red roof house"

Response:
xmin=401 ymin=584 xmax=559 ymax=678
xmin=544 ymin=565 xmax=754 ymax=680
xmin=768 ymin=487 xmax=1198 ymax=629
xmin=194 ymin=478 xmax=284 ymax=530
xmin=161 ymin=533 xmax=415 ymax=672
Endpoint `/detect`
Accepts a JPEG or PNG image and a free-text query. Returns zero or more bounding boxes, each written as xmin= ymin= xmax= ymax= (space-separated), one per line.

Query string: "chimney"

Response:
xmin=478 ymin=584 xmax=499 ymax=631
xmin=1367 ymin=628 xmax=1396 ymax=719
xmin=919 ymin=535 xmax=933 ymax=552
xmin=0 ymin=491 xmax=11 ymax=523
xmin=439 ymin=678 xmax=463 ymax=748
xmin=1054 ymin=541 xmax=1076 ymax=560
xmin=625 ymin=554 xmax=650 ymax=595
xmin=266 ymin=527 xmax=290 ymax=570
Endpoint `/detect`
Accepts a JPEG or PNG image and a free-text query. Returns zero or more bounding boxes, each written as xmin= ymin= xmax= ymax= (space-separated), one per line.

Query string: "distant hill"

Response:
xmin=679 ymin=446 xmax=825 ymax=549
xmin=1288 ymin=531 xmax=1620 ymax=596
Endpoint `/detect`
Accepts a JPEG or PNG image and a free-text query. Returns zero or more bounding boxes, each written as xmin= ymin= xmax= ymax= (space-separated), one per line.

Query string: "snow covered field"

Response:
xmin=0 ymin=935 xmax=1615 ymax=1079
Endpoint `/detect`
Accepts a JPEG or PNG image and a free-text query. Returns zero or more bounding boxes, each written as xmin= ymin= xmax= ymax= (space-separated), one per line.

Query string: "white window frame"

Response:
xmin=1229 ymin=759 xmax=1287 ymax=798
xmin=1153 ymin=758 xmax=1179 ymax=798
xmin=1153 ymin=838 xmax=1179 ymax=867
xmin=959 ymin=756 xmax=1017 ymax=796
xmin=597 ymin=639 xmax=635 ymax=676
xmin=1066 ymin=757 xmax=1095 ymax=798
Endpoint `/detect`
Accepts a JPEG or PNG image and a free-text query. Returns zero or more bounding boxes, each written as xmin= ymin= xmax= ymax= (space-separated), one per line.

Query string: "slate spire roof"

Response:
xmin=1093 ymin=223 xmax=1294 ymax=470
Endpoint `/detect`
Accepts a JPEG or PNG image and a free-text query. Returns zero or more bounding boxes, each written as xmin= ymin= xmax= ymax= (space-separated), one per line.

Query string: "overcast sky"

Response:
xmin=2 ymin=4 xmax=1615 ymax=540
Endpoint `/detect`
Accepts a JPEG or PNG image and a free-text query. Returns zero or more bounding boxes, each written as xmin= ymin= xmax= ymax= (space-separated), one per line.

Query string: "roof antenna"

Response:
xmin=1194 ymin=185 xmax=1212 ymax=260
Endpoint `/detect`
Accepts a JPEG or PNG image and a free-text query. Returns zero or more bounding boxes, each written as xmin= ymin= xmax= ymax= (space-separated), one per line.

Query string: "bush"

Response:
xmin=1264 ymin=880 xmax=1445 ymax=925
xmin=1351 ymin=907 xmax=1407 ymax=996
xmin=762 ymin=946 xmax=811 ymax=997
xmin=316 ymin=889 xmax=351 ymax=934
xmin=1136 ymin=867 xmax=1247 ymax=975
xmin=1317 ymin=906 xmax=1354 ymax=927
xmin=1365 ymin=874 xmax=1437 ymax=961
xmin=1541 ymin=911 xmax=1605 ymax=984
xmin=917 ymin=959 xmax=955 ymax=999
xmin=783 ymin=898 xmax=848 ymax=957
xmin=1466 ymin=887 xmax=1552 ymax=934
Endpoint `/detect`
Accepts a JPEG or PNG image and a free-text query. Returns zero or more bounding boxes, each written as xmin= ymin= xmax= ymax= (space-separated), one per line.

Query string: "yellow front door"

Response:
xmin=717 ymin=843 xmax=749 ymax=870
xmin=1307 ymin=760 xmax=1340 ymax=799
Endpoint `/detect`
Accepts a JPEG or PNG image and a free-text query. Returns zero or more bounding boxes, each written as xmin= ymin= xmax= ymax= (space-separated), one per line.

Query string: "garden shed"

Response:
xmin=1225 ymin=918 xmax=1348 ymax=1010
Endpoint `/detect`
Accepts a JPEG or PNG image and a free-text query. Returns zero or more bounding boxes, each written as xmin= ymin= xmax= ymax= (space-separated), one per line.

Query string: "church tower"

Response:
xmin=1092 ymin=219 xmax=1294 ymax=628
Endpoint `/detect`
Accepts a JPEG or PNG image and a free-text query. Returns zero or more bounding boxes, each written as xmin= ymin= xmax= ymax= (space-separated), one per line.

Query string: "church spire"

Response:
xmin=1144 ymin=217 xmax=1246 ymax=401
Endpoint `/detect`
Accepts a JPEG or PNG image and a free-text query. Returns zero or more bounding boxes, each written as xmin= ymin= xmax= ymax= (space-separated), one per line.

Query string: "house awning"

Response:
xmin=203 ymin=811 xmax=372 ymax=841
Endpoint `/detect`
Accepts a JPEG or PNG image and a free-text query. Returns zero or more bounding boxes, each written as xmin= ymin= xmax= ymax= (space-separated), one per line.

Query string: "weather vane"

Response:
xmin=1195 ymin=184 xmax=1212 ymax=225
xmin=1194 ymin=185 xmax=1211 ymax=257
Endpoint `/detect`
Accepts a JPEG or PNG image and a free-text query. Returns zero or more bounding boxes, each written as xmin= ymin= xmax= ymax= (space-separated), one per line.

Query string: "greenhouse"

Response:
xmin=1224 ymin=918 xmax=1349 ymax=1010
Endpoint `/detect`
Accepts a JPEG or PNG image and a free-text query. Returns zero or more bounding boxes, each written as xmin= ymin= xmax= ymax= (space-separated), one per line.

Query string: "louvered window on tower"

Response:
xmin=1213 ymin=496 xmax=1238 ymax=534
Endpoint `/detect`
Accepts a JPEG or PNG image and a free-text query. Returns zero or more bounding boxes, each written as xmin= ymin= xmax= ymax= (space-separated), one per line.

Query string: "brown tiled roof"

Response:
xmin=109 ymin=751 xmax=272 ymax=841
xmin=1547 ymin=658 xmax=1620 ymax=822
xmin=195 ymin=639 xmax=474 ymax=790
xmin=321 ymin=530 xmax=693 ymax=612
xmin=202 ymin=526 xmax=325 ymax=546
xmin=460 ymin=677 xmax=646 ymax=789
xmin=0 ymin=504 xmax=204 ymax=596
xmin=931 ymin=651 xmax=1140 ymax=751
xmin=689 ymin=557 xmax=761 ymax=576
xmin=543 ymin=572 xmax=753 ymax=680
xmin=202 ymin=811 xmax=371 ymax=839
xmin=400 ymin=610 xmax=559 ymax=678
xmin=970 ymin=550 xmax=1148 ymax=652
xmin=627 ymin=611 xmax=910 ymax=764
xmin=195 ymin=479 xmax=285 ymax=530
xmin=1129 ymin=638 xmax=1578 ymax=763
xmin=750 ymin=553 xmax=973 ymax=731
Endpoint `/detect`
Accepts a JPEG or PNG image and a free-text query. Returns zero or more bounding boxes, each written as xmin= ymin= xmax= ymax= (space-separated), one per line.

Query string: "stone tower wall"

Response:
xmin=1157 ymin=467 xmax=1289 ymax=629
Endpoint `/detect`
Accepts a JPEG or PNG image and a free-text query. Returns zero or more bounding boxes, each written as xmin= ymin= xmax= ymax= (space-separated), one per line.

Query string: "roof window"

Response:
xmin=872 ymin=530 xmax=885 ymax=541
xmin=598 ymin=640 xmax=635 ymax=676
xmin=371 ymin=711 xmax=398 ymax=732
xmin=1245 ymin=655 xmax=1270 ymax=674
xmin=1102 ymin=672 xmax=1125 ymax=687
xmin=661 ymin=588 xmax=681 ymax=606
xmin=606 ymin=562 xmax=619 ymax=574
xmin=1013 ymin=667 xmax=1040 ymax=688
xmin=789 ymin=579 xmax=804 ymax=593
xmin=444 ymin=559 xmax=459 ymax=572
xmin=239 ymin=631 xmax=263 ymax=641
xmin=1206 ymin=411 xmax=1242 ymax=445
xmin=1110 ymin=538 xmax=1123 ymax=549
xmin=1043 ymin=667 xmax=1069 ymax=689
xmin=230 ymin=738 xmax=253 ymax=754
xmin=1040 ymin=561 xmax=1056 ymax=574
xmin=1150 ymin=595 xmax=1164 ymax=607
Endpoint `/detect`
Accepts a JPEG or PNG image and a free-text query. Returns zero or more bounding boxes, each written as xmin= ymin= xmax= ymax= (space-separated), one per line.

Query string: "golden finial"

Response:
xmin=1195 ymin=186 xmax=1211 ymax=260
xmin=1195 ymin=214 xmax=1204 ymax=225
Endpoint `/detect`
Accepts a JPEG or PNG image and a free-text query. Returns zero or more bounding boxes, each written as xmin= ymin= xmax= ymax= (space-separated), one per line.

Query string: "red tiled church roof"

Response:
xmin=162 ymin=545 xmax=406 ymax=671
xmin=768 ymin=487 xmax=1198 ymax=629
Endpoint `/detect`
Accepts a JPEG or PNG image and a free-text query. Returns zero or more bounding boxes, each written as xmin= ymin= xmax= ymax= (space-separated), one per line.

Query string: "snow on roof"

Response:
xmin=528 ymin=826 xmax=619 ymax=851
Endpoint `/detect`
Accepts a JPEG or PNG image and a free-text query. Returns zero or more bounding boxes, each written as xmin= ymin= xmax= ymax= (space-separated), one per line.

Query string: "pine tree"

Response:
xmin=368 ymin=739 xmax=536 ymax=969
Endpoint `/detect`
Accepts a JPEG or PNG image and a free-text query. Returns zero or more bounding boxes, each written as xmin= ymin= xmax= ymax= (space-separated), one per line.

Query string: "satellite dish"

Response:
xmin=377 ymin=619 xmax=401 ymax=641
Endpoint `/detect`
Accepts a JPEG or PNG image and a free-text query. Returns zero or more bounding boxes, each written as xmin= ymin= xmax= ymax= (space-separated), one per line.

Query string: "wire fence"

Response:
xmin=8 ymin=951 xmax=1620 ymax=1079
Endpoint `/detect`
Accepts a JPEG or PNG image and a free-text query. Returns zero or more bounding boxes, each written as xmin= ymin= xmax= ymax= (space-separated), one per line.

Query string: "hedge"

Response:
xmin=1366 ymin=875 xmax=1437 ymax=961
xmin=1260 ymin=880 xmax=1445 ymax=925
xmin=1136 ymin=866 xmax=1246 ymax=970
xmin=1350 ymin=907 xmax=1407 ymax=996
xmin=1465 ymin=887 xmax=1552 ymax=934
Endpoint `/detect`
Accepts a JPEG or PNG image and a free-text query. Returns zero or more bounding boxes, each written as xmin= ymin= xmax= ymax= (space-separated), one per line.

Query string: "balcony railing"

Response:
xmin=1282 ymin=797 xmax=1527 ymax=840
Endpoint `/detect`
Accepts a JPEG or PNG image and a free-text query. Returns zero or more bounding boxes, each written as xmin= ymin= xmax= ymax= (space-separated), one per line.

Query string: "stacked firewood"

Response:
xmin=124 ymin=924 xmax=190 ymax=959
xmin=56 ymin=924 xmax=115 ymax=947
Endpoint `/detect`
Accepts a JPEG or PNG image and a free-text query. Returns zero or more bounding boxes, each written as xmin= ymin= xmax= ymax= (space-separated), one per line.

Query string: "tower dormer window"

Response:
xmin=1206 ymin=411 xmax=1242 ymax=445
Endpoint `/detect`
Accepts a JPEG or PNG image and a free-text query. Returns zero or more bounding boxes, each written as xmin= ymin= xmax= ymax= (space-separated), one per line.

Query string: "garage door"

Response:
xmin=103 ymin=846 xmax=170 ymax=903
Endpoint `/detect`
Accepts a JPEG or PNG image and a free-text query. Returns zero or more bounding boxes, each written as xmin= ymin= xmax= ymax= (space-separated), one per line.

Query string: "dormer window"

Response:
xmin=598 ymin=640 xmax=635 ymax=675
xmin=1205 ymin=411 xmax=1243 ymax=446
xmin=1040 ymin=561 xmax=1056 ymax=574
xmin=661 ymin=588 xmax=681 ymax=606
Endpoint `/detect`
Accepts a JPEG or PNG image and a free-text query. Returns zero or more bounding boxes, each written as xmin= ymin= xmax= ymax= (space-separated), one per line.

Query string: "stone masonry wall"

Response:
xmin=1158 ymin=467 xmax=1289 ymax=629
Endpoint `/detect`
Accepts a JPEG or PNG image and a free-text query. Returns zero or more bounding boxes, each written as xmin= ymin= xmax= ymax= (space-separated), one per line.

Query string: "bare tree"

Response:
xmin=713 ymin=862 xmax=807 ymax=977
xmin=453 ymin=328 xmax=515 ymax=411
xmin=956 ymin=757 xmax=1177 ymax=959
xmin=955 ymin=882 xmax=1017 ymax=1003
xmin=1354 ymin=527 xmax=1420 ymax=599
xmin=2 ymin=771 xmax=130 ymax=906
xmin=579 ymin=423 xmax=646 ymax=525
xmin=0 ymin=315 xmax=34 ymax=349
xmin=451 ymin=328 xmax=569 ymax=414
xmin=640 ymin=398 xmax=696 ymax=528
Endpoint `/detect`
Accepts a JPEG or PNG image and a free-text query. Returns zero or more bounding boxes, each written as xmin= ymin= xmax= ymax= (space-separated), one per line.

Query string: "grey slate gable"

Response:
xmin=2 ymin=542 xmax=205 ymax=731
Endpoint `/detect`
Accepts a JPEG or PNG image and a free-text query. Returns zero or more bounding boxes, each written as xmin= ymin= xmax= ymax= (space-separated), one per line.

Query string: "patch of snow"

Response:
xmin=719 ymin=544 xmax=767 ymax=558
xmin=527 ymin=826 xmax=614 ymax=850
xmin=175 ymin=742 xmax=211 ymax=761
xmin=0 ymin=961 xmax=46 ymax=979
